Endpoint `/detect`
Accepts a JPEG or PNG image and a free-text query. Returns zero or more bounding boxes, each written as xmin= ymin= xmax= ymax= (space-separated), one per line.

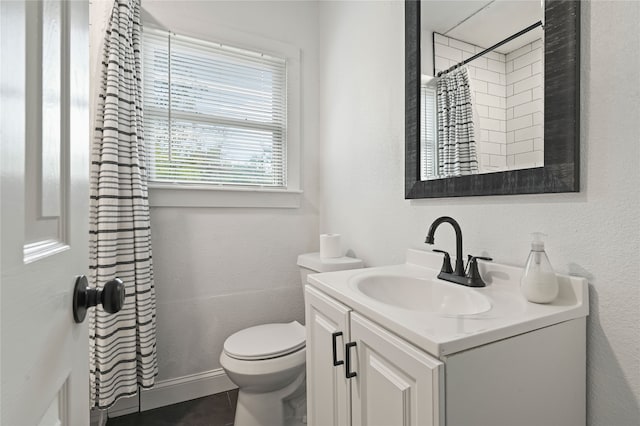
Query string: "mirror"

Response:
xmin=423 ymin=1 xmax=544 ymax=179
xmin=405 ymin=1 xmax=580 ymax=198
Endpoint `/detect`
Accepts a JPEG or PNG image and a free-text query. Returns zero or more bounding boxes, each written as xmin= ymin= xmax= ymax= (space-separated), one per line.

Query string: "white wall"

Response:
xmin=145 ymin=0 xmax=319 ymax=381
xmin=90 ymin=0 xmax=320 ymax=383
xmin=318 ymin=2 xmax=640 ymax=425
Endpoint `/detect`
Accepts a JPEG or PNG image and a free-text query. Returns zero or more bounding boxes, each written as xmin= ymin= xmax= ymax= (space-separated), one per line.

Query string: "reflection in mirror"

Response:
xmin=420 ymin=1 xmax=544 ymax=180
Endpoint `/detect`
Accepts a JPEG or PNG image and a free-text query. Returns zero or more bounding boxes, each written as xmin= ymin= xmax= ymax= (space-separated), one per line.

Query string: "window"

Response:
xmin=142 ymin=29 xmax=289 ymax=190
xmin=420 ymin=81 xmax=438 ymax=180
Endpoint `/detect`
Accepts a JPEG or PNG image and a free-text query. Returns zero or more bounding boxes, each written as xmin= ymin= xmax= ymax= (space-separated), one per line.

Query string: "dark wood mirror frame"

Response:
xmin=405 ymin=0 xmax=580 ymax=199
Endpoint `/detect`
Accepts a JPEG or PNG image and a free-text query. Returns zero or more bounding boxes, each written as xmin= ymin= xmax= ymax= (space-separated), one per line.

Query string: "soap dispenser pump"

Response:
xmin=521 ymin=233 xmax=559 ymax=304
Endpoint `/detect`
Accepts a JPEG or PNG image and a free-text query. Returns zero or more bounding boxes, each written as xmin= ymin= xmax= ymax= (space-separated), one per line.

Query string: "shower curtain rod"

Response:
xmin=436 ymin=21 xmax=543 ymax=77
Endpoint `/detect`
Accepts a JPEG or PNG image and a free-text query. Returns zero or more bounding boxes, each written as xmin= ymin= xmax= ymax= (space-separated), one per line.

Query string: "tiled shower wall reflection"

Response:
xmin=505 ymin=40 xmax=544 ymax=169
xmin=434 ymin=34 xmax=543 ymax=173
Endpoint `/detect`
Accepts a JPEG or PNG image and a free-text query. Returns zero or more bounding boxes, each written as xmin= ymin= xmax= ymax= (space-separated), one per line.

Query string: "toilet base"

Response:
xmin=233 ymin=371 xmax=306 ymax=426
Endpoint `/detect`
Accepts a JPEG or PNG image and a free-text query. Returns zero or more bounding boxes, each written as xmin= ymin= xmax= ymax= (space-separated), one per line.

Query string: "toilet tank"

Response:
xmin=297 ymin=252 xmax=364 ymax=286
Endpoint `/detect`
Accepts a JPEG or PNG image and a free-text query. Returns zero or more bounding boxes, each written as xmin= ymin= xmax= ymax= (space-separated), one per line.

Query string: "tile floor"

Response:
xmin=106 ymin=389 xmax=238 ymax=426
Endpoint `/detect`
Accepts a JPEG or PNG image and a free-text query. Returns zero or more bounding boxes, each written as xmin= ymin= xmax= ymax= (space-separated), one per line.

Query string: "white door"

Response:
xmin=304 ymin=286 xmax=352 ymax=426
xmin=1 ymin=0 xmax=90 ymax=424
xmin=350 ymin=313 xmax=444 ymax=426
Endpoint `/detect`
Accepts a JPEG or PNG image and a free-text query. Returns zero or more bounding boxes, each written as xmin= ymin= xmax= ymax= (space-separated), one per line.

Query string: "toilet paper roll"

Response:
xmin=320 ymin=234 xmax=342 ymax=258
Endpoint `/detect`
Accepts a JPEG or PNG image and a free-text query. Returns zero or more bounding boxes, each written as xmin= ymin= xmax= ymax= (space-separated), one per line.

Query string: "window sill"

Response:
xmin=148 ymin=184 xmax=302 ymax=208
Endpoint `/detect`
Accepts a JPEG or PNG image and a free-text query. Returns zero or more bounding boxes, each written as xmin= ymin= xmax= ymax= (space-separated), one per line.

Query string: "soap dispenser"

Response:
xmin=521 ymin=233 xmax=559 ymax=304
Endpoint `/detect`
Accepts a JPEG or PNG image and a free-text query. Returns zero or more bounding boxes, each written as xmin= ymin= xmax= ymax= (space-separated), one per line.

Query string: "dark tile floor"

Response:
xmin=106 ymin=389 xmax=238 ymax=426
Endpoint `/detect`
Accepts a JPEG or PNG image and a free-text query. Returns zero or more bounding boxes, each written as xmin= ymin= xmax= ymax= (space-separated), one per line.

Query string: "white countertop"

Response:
xmin=307 ymin=249 xmax=589 ymax=358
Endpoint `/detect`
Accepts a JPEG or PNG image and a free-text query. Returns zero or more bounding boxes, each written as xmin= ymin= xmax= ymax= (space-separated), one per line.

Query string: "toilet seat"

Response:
xmin=220 ymin=346 xmax=306 ymax=379
xmin=224 ymin=321 xmax=305 ymax=361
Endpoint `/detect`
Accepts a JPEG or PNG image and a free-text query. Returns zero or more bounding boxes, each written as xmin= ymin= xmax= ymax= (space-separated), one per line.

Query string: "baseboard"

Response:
xmin=90 ymin=408 xmax=108 ymax=426
xmin=107 ymin=394 xmax=139 ymax=418
xmin=140 ymin=368 xmax=237 ymax=411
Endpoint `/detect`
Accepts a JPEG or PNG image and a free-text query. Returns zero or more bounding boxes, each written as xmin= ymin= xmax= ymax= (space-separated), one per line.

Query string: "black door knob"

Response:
xmin=73 ymin=275 xmax=126 ymax=323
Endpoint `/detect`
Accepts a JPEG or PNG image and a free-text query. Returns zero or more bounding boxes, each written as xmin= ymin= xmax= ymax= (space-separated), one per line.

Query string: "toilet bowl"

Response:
xmin=220 ymin=252 xmax=364 ymax=426
xmin=220 ymin=321 xmax=307 ymax=426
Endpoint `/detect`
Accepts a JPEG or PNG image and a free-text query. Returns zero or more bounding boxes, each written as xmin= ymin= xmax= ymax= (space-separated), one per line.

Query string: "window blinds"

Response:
xmin=142 ymin=29 xmax=287 ymax=187
xmin=420 ymin=85 xmax=437 ymax=180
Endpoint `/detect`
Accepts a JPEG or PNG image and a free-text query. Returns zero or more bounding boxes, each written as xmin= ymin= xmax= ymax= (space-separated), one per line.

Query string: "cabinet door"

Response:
xmin=350 ymin=313 xmax=444 ymax=426
xmin=305 ymin=285 xmax=352 ymax=426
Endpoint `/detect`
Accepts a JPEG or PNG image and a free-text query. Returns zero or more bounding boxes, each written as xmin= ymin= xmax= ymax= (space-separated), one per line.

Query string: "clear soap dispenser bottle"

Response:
xmin=521 ymin=233 xmax=559 ymax=304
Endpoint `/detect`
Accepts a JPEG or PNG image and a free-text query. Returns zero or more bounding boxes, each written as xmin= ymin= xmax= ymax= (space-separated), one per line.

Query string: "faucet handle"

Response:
xmin=465 ymin=256 xmax=493 ymax=287
xmin=467 ymin=255 xmax=493 ymax=264
xmin=432 ymin=249 xmax=453 ymax=274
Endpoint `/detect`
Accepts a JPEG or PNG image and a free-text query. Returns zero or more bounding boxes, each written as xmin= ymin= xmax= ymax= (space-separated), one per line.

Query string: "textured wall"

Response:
xmin=318 ymin=1 xmax=639 ymax=425
xmin=139 ymin=0 xmax=320 ymax=381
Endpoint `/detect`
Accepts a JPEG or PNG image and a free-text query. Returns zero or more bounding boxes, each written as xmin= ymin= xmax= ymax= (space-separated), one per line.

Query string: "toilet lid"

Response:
xmin=223 ymin=321 xmax=306 ymax=360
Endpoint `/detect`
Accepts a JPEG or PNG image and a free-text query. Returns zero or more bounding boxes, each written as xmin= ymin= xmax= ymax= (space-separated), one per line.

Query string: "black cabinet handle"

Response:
xmin=345 ymin=342 xmax=357 ymax=379
xmin=331 ymin=331 xmax=344 ymax=366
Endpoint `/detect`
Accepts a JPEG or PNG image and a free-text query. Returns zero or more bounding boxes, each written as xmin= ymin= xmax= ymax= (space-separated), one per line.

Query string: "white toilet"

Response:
xmin=220 ymin=252 xmax=364 ymax=426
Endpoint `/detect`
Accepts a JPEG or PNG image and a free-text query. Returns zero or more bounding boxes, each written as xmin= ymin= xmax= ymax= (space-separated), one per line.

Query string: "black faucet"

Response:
xmin=425 ymin=216 xmax=465 ymax=276
xmin=425 ymin=216 xmax=492 ymax=287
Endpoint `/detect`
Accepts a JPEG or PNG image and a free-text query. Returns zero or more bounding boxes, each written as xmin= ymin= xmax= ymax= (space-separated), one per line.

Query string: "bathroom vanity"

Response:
xmin=304 ymin=249 xmax=588 ymax=426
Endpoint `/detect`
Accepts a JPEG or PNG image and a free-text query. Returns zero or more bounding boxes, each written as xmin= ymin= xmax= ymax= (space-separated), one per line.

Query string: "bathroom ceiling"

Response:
xmin=421 ymin=0 xmax=543 ymax=53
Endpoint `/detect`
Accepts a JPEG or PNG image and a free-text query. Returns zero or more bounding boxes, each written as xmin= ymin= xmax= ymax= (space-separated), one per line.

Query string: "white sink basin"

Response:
xmin=308 ymin=249 xmax=589 ymax=356
xmin=352 ymin=274 xmax=492 ymax=316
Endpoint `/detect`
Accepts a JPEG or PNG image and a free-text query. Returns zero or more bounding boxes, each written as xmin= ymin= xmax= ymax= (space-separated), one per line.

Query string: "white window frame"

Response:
xmin=143 ymin=25 xmax=302 ymax=208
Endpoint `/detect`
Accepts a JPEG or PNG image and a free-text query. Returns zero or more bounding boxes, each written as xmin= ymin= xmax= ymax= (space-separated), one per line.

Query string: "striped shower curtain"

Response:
xmin=436 ymin=67 xmax=479 ymax=177
xmin=89 ymin=0 xmax=157 ymax=409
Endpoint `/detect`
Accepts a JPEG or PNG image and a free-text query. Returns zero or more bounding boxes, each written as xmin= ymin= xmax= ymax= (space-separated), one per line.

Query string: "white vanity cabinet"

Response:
xmin=305 ymin=285 xmax=351 ymax=426
xmin=305 ymin=282 xmax=586 ymax=426
xmin=349 ymin=312 xmax=443 ymax=426
xmin=305 ymin=286 xmax=443 ymax=426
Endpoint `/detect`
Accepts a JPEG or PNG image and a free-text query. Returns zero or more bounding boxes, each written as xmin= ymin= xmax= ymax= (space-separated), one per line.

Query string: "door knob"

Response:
xmin=73 ymin=275 xmax=125 ymax=323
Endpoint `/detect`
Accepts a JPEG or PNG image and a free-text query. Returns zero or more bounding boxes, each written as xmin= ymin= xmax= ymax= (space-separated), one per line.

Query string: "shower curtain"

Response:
xmin=89 ymin=0 xmax=158 ymax=409
xmin=436 ymin=66 xmax=479 ymax=177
